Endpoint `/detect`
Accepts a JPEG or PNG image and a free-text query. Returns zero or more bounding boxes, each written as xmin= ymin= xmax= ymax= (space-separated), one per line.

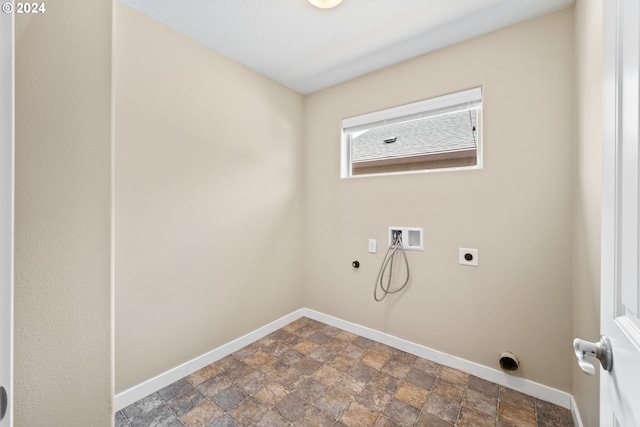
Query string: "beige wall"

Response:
xmin=573 ymin=0 xmax=603 ymax=425
xmin=8 ymin=0 xmax=604 ymax=421
xmin=114 ymin=3 xmax=304 ymax=393
xmin=14 ymin=0 xmax=114 ymax=425
xmin=303 ymin=9 xmax=575 ymax=392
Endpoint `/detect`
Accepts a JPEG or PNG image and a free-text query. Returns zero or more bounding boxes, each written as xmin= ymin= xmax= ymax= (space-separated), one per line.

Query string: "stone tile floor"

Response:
xmin=116 ymin=317 xmax=574 ymax=426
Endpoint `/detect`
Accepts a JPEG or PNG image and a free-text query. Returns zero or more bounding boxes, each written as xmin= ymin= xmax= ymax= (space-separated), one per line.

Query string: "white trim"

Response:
xmin=114 ymin=309 xmax=305 ymax=411
xmin=571 ymin=396 xmax=585 ymax=427
xmin=115 ymin=307 xmax=577 ymax=417
xmin=0 ymin=6 xmax=14 ymax=426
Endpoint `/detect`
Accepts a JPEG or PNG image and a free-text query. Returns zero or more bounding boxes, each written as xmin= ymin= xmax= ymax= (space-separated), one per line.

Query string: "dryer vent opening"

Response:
xmin=499 ymin=352 xmax=519 ymax=371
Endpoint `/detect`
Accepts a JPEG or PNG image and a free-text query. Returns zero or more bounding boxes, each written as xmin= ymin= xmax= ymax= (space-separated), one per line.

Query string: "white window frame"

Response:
xmin=341 ymin=87 xmax=483 ymax=178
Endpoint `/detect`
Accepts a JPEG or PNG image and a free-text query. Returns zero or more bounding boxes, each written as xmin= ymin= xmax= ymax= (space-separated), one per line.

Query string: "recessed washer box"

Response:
xmin=388 ymin=227 xmax=423 ymax=251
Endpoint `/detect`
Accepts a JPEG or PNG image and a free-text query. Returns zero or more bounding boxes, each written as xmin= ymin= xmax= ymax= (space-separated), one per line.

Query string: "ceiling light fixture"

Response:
xmin=308 ymin=0 xmax=343 ymax=9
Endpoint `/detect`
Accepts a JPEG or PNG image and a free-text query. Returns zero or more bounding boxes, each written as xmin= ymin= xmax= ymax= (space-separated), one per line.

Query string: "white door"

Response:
xmin=600 ymin=0 xmax=640 ymax=425
xmin=0 ymin=4 xmax=13 ymax=426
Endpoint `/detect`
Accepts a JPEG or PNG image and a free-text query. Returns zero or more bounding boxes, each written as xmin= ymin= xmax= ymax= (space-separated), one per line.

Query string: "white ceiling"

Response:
xmin=120 ymin=0 xmax=574 ymax=94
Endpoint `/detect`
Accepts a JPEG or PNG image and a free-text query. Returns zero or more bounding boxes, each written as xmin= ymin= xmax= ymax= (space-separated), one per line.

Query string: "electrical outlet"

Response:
xmin=459 ymin=248 xmax=478 ymax=266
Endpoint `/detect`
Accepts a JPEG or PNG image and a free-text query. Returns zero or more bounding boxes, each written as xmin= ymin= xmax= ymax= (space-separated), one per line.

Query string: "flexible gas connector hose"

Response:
xmin=374 ymin=234 xmax=410 ymax=302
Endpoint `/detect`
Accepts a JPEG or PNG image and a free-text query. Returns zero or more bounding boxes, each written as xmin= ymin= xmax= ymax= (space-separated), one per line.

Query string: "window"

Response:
xmin=341 ymin=87 xmax=482 ymax=177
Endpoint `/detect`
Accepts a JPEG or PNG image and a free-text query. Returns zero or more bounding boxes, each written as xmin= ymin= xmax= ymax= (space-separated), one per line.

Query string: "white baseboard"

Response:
xmin=570 ymin=396 xmax=585 ymax=427
xmin=116 ymin=307 xmax=582 ymax=427
xmin=114 ymin=309 xmax=305 ymax=411
xmin=300 ymin=308 xmax=573 ymax=410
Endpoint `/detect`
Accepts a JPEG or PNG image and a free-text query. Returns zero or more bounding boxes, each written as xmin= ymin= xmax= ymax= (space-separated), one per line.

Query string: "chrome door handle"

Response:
xmin=573 ymin=335 xmax=613 ymax=375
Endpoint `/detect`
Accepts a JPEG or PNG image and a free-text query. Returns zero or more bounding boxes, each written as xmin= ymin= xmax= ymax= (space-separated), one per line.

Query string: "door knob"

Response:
xmin=573 ymin=335 xmax=612 ymax=375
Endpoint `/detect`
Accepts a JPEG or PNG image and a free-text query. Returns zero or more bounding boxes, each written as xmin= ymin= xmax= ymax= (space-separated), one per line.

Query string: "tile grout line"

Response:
xmin=190 ymin=329 xmax=350 ymax=425
xmin=158 ymin=390 xmax=186 ymax=426
xmin=286 ymin=331 xmax=360 ymax=425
